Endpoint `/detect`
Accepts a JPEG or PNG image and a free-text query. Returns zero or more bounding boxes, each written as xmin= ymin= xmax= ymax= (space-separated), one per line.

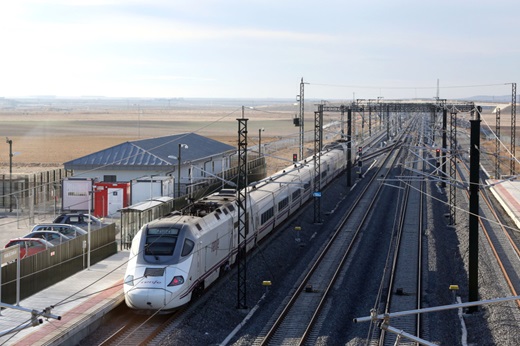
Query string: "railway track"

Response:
xmin=377 ymin=118 xmax=427 ymax=345
xmin=254 ymin=121 xmax=414 ymax=346
xmin=457 ymin=160 xmax=520 ymax=307
xmin=96 ymin=310 xmax=178 ymax=346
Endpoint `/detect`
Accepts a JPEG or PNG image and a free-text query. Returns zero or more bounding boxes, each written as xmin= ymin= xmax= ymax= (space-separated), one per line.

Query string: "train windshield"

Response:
xmin=145 ymin=227 xmax=180 ymax=257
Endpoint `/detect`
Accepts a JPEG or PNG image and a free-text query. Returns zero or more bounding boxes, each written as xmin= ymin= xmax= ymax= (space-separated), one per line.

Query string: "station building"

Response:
xmin=62 ymin=133 xmax=237 ymax=214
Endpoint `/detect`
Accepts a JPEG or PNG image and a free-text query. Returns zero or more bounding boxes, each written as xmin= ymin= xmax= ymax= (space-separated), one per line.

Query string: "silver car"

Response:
xmin=30 ymin=223 xmax=87 ymax=239
xmin=23 ymin=230 xmax=71 ymax=246
xmin=52 ymin=213 xmax=106 ymax=229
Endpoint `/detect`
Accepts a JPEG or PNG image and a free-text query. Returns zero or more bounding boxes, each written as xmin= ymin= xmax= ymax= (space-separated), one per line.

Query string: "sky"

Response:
xmin=0 ymin=0 xmax=519 ymax=100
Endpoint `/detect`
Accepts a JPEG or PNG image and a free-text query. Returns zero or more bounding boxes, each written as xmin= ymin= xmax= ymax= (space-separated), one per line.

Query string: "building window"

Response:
xmin=104 ymin=175 xmax=117 ymax=182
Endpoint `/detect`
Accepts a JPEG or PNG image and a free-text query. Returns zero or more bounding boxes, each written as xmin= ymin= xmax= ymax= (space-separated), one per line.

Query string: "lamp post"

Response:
xmin=149 ymin=174 xmax=157 ymax=200
xmin=258 ymin=128 xmax=264 ymax=157
xmin=87 ymin=189 xmax=92 ymax=270
xmin=6 ymin=137 xmax=13 ymax=212
xmin=169 ymin=144 xmax=189 ymax=198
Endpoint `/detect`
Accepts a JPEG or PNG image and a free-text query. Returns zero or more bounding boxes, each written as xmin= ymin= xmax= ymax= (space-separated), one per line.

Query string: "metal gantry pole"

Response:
xmin=449 ymin=111 xmax=458 ymax=225
xmin=510 ymin=83 xmax=517 ymax=176
xmin=441 ymin=108 xmax=447 ymax=188
xmin=495 ymin=107 xmax=501 ymax=178
xmin=386 ymin=105 xmax=390 ymax=141
xmin=340 ymin=106 xmax=345 ymax=139
xmin=177 ymin=144 xmax=182 ymax=199
xmin=313 ymin=104 xmax=323 ymax=224
xmin=236 ymin=108 xmax=249 ymax=310
xmin=380 ymin=102 xmax=383 ymax=131
xmin=368 ymin=103 xmax=372 ymax=136
xmin=468 ymin=107 xmax=481 ymax=312
xmin=6 ymin=138 xmax=13 ymax=212
xmin=299 ymin=78 xmax=305 ymax=161
xmin=431 ymin=109 xmax=436 ymax=144
xmin=362 ymin=107 xmax=365 ymax=139
xmin=347 ymin=106 xmax=352 ymax=187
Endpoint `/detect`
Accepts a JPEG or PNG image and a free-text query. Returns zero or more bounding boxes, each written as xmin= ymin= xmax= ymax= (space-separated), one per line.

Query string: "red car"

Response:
xmin=4 ymin=238 xmax=54 ymax=259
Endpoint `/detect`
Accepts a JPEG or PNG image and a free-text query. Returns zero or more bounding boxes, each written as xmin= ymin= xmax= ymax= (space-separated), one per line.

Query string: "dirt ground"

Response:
xmin=0 ymin=102 xmax=310 ymax=175
xmin=0 ymin=101 xmax=513 ymax=175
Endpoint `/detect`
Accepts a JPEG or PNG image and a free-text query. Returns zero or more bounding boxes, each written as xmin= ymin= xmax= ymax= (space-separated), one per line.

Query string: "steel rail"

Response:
xmin=378 ymin=122 xmax=425 ymax=345
xmin=97 ymin=310 xmax=176 ymax=346
xmin=457 ymin=162 xmax=520 ymax=309
xmin=258 ymin=120 xmax=413 ymax=346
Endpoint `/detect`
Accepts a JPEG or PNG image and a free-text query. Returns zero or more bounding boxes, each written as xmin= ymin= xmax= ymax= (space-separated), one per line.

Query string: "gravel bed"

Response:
xmin=158 ymin=173 xmax=356 ymax=346
xmin=155 ymin=162 xmax=520 ymax=345
xmin=452 ymin=186 xmax=520 ymax=345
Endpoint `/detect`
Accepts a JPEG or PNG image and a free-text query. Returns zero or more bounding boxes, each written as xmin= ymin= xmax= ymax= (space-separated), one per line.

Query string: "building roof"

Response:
xmin=64 ymin=133 xmax=235 ymax=171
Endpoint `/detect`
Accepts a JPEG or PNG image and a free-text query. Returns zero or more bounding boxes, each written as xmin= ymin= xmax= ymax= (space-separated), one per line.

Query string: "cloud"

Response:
xmin=137 ymin=75 xmax=217 ymax=82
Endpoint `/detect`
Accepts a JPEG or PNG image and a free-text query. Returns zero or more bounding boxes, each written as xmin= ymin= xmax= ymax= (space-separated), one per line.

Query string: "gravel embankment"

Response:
xmin=156 ymin=163 xmax=520 ymax=345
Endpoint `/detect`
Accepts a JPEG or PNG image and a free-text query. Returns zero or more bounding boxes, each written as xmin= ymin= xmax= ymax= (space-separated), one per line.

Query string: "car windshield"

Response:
xmin=28 ymin=240 xmax=47 ymax=248
xmin=53 ymin=215 xmax=65 ymax=223
xmin=6 ymin=240 xmax=23 ymax=248
xmin=58 ymin=227 xmax=73 ymax=236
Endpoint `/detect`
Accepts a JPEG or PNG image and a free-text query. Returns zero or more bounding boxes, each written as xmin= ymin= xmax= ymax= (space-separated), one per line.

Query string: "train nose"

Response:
xmin=125 ymin=288 xmax=173 ymax=310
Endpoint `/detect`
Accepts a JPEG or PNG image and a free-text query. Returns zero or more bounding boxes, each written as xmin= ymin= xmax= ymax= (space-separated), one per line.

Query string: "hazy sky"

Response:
xmin=0 ymin=0 xmax=518 ymax=100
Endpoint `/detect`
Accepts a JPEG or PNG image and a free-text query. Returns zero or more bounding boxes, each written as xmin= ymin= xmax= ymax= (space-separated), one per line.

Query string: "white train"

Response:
xmin=123 ymin=141 xmax=349 ymax=311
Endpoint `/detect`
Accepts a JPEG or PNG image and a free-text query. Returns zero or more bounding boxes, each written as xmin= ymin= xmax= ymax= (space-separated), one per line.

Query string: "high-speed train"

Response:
xmin=123 ymin=140 xmax=349 ymax=311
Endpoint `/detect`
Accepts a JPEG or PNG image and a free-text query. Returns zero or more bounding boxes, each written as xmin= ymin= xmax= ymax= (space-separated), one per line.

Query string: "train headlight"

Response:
xmin=125 ymin=275 xmax=134 ymax=286
xmin=168 ymin=276 xmax=185 ymax=286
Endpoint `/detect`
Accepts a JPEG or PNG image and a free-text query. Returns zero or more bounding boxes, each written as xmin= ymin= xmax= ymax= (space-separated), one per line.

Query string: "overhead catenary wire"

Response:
xmin=0 ymin=108 xmax=328 ymax=339
xmin=2 ymin=99 xmax=516 ymax=341
xmin=309 ymin=82 xmax=511 ymax=91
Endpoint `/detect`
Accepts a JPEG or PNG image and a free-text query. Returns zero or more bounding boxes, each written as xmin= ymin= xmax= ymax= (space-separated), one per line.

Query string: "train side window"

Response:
xmin=181 ymin=239 xmax=195 ymax=256
xmin=260 ymin=207 xmax=274 ymax=224
xmin=195 ymin=223 xmax=202 ymax=231
xmin=278 ymin=197 xmax=289 ymax=211
xmin=228 ymin=205 xmax=235 ymax=212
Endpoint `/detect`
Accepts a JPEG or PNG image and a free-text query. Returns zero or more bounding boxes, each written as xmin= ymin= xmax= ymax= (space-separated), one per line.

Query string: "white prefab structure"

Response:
xmin=62 ymin=178 xmax=93 ymax=212
xmin=131 ymin=176 xmax=174 ymax=205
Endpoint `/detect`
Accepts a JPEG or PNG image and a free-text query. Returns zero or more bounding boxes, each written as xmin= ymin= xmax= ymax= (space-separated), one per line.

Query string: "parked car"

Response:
xmin=5 ymin=238 xmax=54 ymax=259
xmin=23 ymin=231 xmax=71 ymax=246
xmin=30 ymin=223 xmax=87 ymax=239
xmin=52 ymin=213 xmax=106 ymax=229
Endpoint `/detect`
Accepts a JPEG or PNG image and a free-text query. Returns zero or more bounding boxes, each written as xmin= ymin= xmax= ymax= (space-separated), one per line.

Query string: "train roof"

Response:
xmin=185 ymin=188 xmax=237 ymax=217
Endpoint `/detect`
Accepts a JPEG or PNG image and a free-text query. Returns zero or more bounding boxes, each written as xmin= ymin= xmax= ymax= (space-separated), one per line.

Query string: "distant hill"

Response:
xmin=464 ymin=95 xmax=519 ymax=103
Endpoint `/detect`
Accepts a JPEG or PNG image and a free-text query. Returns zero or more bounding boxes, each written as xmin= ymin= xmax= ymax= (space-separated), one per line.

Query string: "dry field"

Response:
xmin=0 ymin=102 xmax=309 ymax=175
xmin=0 ymin=101 xmax=513 ymax=176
